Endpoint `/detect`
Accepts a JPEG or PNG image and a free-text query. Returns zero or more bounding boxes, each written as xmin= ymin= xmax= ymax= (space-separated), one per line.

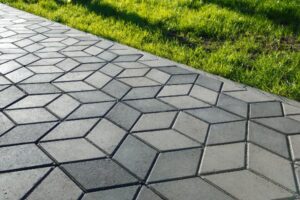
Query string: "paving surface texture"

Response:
xmin=1 ymin=3 xmax=300 ymax=200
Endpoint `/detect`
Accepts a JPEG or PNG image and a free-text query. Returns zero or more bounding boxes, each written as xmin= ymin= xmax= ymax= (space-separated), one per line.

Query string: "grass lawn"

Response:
xmin=1 ymin=0 xmax=300 ymax=100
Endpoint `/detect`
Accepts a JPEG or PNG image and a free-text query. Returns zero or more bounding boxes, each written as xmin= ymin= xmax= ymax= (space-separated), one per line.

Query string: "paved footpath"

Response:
xmin=1 ymin=3 xmax=300 ymax=200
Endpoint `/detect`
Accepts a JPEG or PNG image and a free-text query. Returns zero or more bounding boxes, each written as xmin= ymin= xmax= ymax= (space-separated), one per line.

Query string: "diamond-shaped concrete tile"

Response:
xmin=283 ymin=103 xmax=300 ymax=115
xmin=99 ymin=63 xmax=122 ymax=76
xmin=101 ymin=79 xmax=130 ymax=99
xmin=68 ymin=102 xmax=115 ymax=119
xmin=248 ymin=143 xmax=296 ymax=191
xmin=30 ymin=58 xmax=64 ymax=66
xmin=132 ymin=111 xmax=177 ymax=132
xmin=125 ymin=99 xmax=175 ymax=113
xmin=107 ymin=103 xmax=141 ymax=130
xmin=42 ymin=119 xmax=98 ymax=141
xmin=0 ymin=144 xmax=52 ymax=172
xmin=217 ymin=94 xmax=248 ymax=118
xmin=119 ymin=77 xmax=160 ymax=87
xmin=187 ymin=107 xmax=242 ymax=124
xmin=54 ymin=71 xmax=92 ymax=82
xmin=113 ymin=54 xmax=141 ymax=62
xmin=27 ymin=168 xmax=82 ymax=200
xmin=86 ymin=119 xmax=126 ymax=155
xmin=136 ymin=187 xmax=163 ymax=200
xmin=47 ymin=94 xmax=80 ymax=118
xmin=53 ymin=81 xmax=95 ymax=92
xmin=151 ymin=177 xmax=233 ymax=200
xmin=73 ymin=63 xmax=106 ymax=72
xmin=0 ymin=122 xmax=55 ymax=146
xmin=8 ymin=94 xmax=59 ymax=109
xmin=148 ymin=148 xmax=202 ymax=182
xmin=157 ymin=84 xmax=192 ymax=97
xmin=85 ymin=71 xmax=111 ymax=89
xmin=207 ymin=121 xmax=246 ymax=145
xmin=69 ymin=90 xmax=114 ymax=103
xmin=249 ymin=121 xmax=289 ymax=158
xmin=28 ymin=65 xmax=63 ymax=73
xmin=0 ymin=112 xmax=14 ymax=135
xmin=250 ymin=101 xmax=283 ymax=118
xmin=0 ymin=86 xmax=25 ymax=108
xmin=146 ymin=69 xmax=170 ymax=84
xmin=40 ymin=138 xmax=105 ymax=163
xmin=0 ymin=168 xmax=50 ymax=200
xmin=19 ymin=83 xmax=61 ymax=94
xmin=134 ymin=130 xmax=200 ymax=151
xmin=5 ymin=108 xmax=58 ymax=124
xmin=0 ymin=60 xmax=21 ymax=74
xmin=62 ymin=159 xmax=137 ymax=191
xmin=167 ymin=74 xmax=197 ymax=85
xmin=114 ymin=61 xmax=148 ymax=69
xmin=160 ymin=96 xmax=209 ymax=109
xmin=158 ymin=66 xmax=193 ymax=75
xmin=16 ymin=53 xmax=39 ymax=65
xmin=114 ymin=135 xmax=157 ymax=179
xmin=190 ymin=85 xmax=218 ymax=105
xmin=205 ymin=170 xmax=293 ymax=200
xmin=118 ymin=68 xmax=149 ymax=78
xmin=199 ymin=143 xmax=245 ymax=174
xmin=56 ymin=58 xmax=80 ymax=71
xmin=123 ymin=86 xmax=161 ymax=100
xmin=225 ymin=90 xmax=272 ymax=103
xmin=173 ymin=112 xmax=208 ymax=143
xmin=254 ymin=117 xmax=300 ymax=134
xmin=82 ymin=185 xmax=138 ymax=200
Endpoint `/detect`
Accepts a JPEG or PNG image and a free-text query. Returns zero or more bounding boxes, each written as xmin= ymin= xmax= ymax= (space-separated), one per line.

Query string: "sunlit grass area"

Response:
xmin=1 ymin=0 xmax=300 ymax=100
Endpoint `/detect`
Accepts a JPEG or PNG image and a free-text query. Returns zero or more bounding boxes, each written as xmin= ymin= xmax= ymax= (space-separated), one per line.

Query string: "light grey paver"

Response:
xmin=1 ymin=4 xmax=300 ymax=199
xmin=40 ymin=138 xmax=105 ymax=163
xmin=114 ymin=135 xmax=157 ymax=179
xmin=27 ymin=168 xmax=82 ymax=200
xmin=151 ymin=177 xmax=234 ymax=200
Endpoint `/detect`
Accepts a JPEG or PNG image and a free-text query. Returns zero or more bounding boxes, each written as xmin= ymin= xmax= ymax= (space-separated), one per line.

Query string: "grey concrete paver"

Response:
xmin=1 ymin=4 xmax=300 ymax=199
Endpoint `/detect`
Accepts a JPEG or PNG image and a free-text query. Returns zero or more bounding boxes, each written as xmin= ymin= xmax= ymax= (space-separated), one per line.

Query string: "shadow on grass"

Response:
xmin=71 ymin=0 xmax=197 ymax=48
xmin=203 ymin=0 xmax=300 ymax=34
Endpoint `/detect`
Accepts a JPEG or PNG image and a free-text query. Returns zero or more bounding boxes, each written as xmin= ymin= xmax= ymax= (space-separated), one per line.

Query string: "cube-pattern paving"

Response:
xmin=1 ymin=4 xmax=300 ymax=200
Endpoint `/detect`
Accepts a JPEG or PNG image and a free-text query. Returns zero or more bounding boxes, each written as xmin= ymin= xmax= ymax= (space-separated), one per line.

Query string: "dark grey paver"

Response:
xmin=114 ymin=135 xmax=157 ymax=179
xmin=151 ymin=177 xmax=234 ymax=200
xmin=207 ymin=121 xmax=246 ymax=145
xmin=254 ymin=117 xmax=300 ymax=134
xmin=62 ymin=159 xmax=137 ymax=190
xmin=217 ymin=93 xmax=248 ymax=118
xmin=249 ymin=121 xmax=289 ymax=158
xmin=132 ymin=111 xmax=177 ymax=132
xmin=106 ymin=103 xmax=141 ymax=130
xmin=167 ymin=74 xmax=197 ymax=85
xmin=250 ymin=101 xmax=283 ymax=118
xmin=69 ymin=90 xmax=114 ymax=103
xmin=148 ymin=148 xmax=202 ymax=182
xmin=67 ymin=102 xmax=115 ymax=119
xmin=82 ymin=185 xmax=138 ymax=200
xmin=101 ymin=79 xmax=130 ymax=99
xmin=157 ymin=84 xmax=192 ymax=97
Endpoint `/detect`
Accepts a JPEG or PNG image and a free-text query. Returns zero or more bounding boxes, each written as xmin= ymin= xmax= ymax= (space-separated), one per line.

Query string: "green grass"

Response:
xmin=1 ymin=0 xmax=300 ymax=100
